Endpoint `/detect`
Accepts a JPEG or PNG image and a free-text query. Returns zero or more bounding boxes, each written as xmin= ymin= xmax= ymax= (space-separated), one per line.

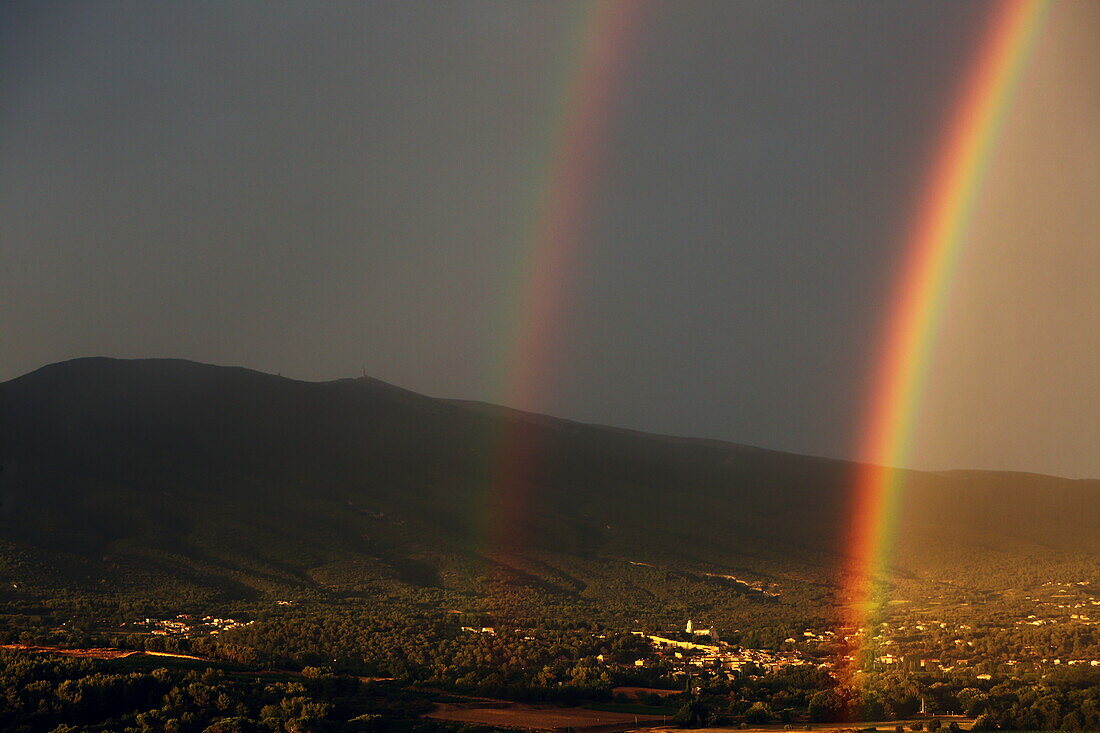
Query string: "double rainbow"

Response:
xmin=475 ymin=1 xmax=1048 ymax=640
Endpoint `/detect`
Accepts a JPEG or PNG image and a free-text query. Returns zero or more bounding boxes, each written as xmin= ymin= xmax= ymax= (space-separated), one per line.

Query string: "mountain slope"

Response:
xmin=1 ymin=358 xmax=1097 ymax=622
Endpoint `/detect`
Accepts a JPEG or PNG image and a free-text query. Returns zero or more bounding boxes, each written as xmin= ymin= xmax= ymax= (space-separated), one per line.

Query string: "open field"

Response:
xmin=110 ymin=652 xmax=256 ymax=674
xmin=612 ymin=686 xmax=682 ymax=700
xmin=0 ymin=643 xmax=299 ymax=680
xmin=1 ymin=644 xmax=225 ymax=666
xmin=666 ymin=720 xmax=974 ymax=733
xmin=427 ymin=703 xmax=668 ymax=732
xmin=0 ymin=643 xmax=140 ymax=660
xmin=587 ymin=702 xmax=680 ymax=716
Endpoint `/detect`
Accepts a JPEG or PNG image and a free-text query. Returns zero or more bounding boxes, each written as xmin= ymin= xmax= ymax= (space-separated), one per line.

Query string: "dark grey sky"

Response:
xmin=4 ymin=2 xmax=1095 ymax=476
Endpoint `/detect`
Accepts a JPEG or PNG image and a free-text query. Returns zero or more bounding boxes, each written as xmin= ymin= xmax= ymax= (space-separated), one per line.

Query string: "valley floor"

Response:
xmin=427 ymin=702 xmax=669 ymax=732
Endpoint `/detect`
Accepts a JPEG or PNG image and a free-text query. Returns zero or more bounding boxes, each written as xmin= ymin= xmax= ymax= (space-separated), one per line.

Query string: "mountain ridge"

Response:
xmin=1 ymin=357 xmax=1096 ymax=623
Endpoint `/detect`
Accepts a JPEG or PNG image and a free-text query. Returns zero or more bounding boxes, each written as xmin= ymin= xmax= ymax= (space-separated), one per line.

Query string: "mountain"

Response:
xmin=1 ymin=358 xmax=1097 ymax=625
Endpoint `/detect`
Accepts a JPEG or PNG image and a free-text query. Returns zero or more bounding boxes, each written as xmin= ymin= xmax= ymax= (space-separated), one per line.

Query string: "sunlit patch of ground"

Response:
xmin=0 ymin=643 xmax=140 ymax=660
xmin=427 ymin=703 xmax=668 ymax=731
xmin=667 ymin=720 xmax=973 ymax=733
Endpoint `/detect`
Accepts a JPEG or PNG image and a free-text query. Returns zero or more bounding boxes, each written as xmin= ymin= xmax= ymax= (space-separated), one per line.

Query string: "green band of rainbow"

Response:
xmin=844 ymin=0 xmax=1048 ymax=672
xmin=480 ymin=2 xmax=643 ymax=559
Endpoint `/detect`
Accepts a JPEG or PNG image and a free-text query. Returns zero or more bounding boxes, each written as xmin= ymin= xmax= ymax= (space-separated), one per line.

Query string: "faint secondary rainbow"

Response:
xmin=479 ymin=2 xmax=643 ymax=559
xmin=843 ymin=0 xmax=1048 ymax=670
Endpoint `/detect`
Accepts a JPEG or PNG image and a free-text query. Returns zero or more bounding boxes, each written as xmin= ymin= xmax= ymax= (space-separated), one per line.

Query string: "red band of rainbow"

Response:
xmin=481 ymin=2 xmax=643 ymax=561
xmin=843 ymin=0 xmax=1048 ymax=676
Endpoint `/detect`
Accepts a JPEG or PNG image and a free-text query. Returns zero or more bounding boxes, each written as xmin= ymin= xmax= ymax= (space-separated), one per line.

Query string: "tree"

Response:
xmin=673 ymin=700 xmax=710 ymax=727
xmin=809 ymin=691 xmax=846 ymax=723
xmin=202 ymin=718 xmax=260 ymax=733
xmin=1061 ymin=712 xmax=1083 ymax=731
xmin=745 ymin=702 xmax=773 ymax=725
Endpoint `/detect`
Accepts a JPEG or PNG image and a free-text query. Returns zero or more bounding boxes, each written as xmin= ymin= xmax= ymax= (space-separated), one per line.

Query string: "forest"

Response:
xmin=2 ymin=596 xmax=1099 ymax=732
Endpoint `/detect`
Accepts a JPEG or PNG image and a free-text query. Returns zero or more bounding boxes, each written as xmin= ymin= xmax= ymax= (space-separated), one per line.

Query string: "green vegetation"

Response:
xmin=2 ymin=601 xmax=1099 ymax=731
xmin=1 ymin=359 xmax=1098 ymax=729
xmin=0 ymin=649 xmax=444 ymax=732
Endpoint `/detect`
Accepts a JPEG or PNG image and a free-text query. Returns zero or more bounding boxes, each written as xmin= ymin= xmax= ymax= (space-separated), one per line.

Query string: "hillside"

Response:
xmin=1 ymin=358 xmax=1097 ymax=626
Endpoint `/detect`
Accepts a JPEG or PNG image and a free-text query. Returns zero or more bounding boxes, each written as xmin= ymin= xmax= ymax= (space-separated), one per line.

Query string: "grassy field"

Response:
xmin=427 ymin=703 xmax=668 ymax=731
xmin=675 ymin=720 xmax=975 ymax=733
xmin=587 ymin=702 xmax=680 ymax=716
xmin=107 ymin=652 xmax=243 ymax=672
xmin=108 ymin=652 xmax=305 ymax=682
xmin=0 ymin=643 xmax=139 ymax=660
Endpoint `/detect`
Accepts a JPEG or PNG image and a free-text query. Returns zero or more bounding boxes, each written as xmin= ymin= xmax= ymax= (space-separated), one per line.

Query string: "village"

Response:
xmin=631 ymin=582 xmax=1100 ymax=683
xmin=635 ymin=620 xmax=820 ymax=679
xmin=95 ymin=583 xmax=1100 ymax=676
xmin=116 ymin=613 xmax=254 ymax=637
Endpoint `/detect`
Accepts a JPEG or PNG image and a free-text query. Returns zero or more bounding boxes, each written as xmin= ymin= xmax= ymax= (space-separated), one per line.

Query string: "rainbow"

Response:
xmin=481 ymin=2 xmax=642 ymax=559
xmin=843 ymin=0 xmax=1048 ymax=672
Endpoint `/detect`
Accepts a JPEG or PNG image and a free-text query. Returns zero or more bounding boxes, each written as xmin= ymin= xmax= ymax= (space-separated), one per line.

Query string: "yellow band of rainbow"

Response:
xmin=482 ymin=2 xmax=643 ymax=559
xmin=844 ymin=0 xmax=1048 ymax=673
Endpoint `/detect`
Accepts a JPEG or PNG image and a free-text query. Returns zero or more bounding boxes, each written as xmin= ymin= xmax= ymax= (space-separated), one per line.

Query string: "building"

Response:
xmin=686 ymin=620 xmax=719 ymax=642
